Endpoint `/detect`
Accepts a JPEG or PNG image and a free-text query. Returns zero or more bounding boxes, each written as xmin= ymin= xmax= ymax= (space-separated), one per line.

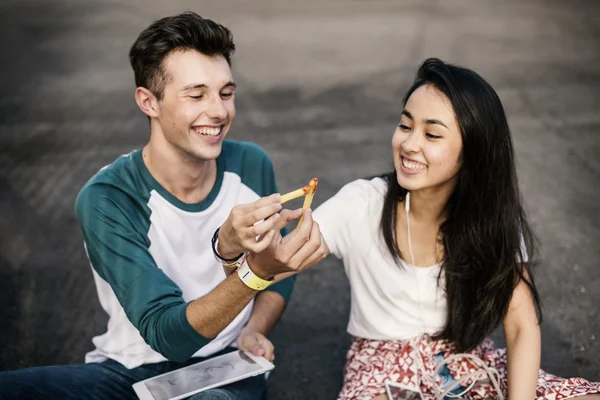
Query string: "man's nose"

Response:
xmin=207 ymin=95 xmax=227 ymax=120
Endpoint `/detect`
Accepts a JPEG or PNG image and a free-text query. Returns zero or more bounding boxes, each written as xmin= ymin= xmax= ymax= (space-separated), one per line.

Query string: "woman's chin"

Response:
xmin=396 ymin=172 xmax=423 ymax=192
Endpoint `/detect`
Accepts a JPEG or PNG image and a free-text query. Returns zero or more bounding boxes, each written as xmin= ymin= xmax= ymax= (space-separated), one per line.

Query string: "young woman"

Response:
xmin=312 ymin=58 xmax=600 ymax=400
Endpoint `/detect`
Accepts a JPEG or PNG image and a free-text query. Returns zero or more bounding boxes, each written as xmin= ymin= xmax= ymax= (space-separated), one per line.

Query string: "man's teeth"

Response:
xmin=195 ymin=127 xmax=221 ymax=136
xmin=402 ymin=158 xmax=426 ymax=171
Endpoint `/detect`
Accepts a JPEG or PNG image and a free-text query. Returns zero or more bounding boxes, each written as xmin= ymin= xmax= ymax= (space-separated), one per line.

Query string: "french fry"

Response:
xmin=296 ymin=177 xmax=318 ymax=231
xmin=279 ymin=178 xmax=319 ymax=230
xmin=280 ymin=186 xmax=310 ymax=204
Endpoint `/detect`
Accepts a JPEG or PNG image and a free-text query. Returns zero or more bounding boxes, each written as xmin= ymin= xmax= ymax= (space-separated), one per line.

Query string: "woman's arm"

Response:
xmin=502 ymin=271 xmax=541 ymax=400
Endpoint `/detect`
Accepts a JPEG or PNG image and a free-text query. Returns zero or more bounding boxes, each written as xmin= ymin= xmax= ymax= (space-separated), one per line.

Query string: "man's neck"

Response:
xmin=142 ymin=132 xmax=217 ymax=205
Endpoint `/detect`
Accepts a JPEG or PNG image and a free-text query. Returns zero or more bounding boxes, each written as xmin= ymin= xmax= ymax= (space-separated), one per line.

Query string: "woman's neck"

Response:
xmin=405 ymin=186 xmax=451 ymax=224
xmin=398 ymin=186 xmax=453 ymax=267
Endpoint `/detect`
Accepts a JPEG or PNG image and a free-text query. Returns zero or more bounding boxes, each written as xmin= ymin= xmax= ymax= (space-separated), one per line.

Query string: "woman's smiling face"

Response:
xmin=392 ymin=84 xmax=463 ymax=195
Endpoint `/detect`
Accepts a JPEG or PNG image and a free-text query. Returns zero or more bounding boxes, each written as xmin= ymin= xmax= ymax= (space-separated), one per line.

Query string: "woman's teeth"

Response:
xmin=195 ymin=127 xmax=221 ymax=136
xmin=402 ymin=158 xmax=427 ymax=171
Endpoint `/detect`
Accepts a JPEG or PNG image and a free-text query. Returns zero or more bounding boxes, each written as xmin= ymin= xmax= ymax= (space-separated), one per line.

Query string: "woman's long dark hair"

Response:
xmin=381 ymin=58 xmax=542 ymax=352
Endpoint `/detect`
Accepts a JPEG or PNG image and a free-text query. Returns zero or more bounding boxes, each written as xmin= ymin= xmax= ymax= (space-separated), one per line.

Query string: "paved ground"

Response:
xmin=0 ymin=0 xmax=598 ymax=398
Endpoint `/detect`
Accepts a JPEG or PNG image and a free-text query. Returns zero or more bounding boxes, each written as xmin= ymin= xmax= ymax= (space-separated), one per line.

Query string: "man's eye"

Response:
xmin=399 ymin=124 xmax=411 ymax=131
xmin=221 ymin=92 xmax=234 ymax=99
xmin=189 ymin=95 xmax=202 ymax=99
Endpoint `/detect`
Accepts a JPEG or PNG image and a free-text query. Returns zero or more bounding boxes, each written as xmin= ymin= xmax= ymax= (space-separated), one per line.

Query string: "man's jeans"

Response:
xmin=0 ymin=348 xmax=267 ymax=400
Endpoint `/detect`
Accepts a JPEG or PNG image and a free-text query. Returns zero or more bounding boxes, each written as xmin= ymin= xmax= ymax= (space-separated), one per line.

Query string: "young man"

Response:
xmin=0 ymin=12 xmax=324 ymax=400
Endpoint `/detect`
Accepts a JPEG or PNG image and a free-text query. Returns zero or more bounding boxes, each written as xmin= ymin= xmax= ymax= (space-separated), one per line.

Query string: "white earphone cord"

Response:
xmin=404 ymin=192 xmax=504 ymax=400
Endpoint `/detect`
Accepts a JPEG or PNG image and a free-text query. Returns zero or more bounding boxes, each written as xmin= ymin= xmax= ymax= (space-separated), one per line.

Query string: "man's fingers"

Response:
xmin=287 ymin=218 xmax=323 ymax=269
xmin=279 ymin=208 xmax=303 ymax=222
xmin=251 ymin=344 xmax=266 ymax=357
xmin=238 ymin=331 xmax=258 ymax=350
xmin=297 ymin=208 xmax=314 ymax=235
xmin=298 ymin=239 xmax=327 ymax=270
xmin=289 ymin=241 xmax=322 ymax=270
xmin=279 ymin=209 xmax=314 ymax=252
xmin=240 ymin=332 xmax=272 ymax=360
xmin=275 ymin=214 xmax=312 ymax=260
xmin=274 ymin=208 xmax=303 ymax=231
xmin=243 ymin=202 xmax=282 ymax=227
xmin=258 ymin=338 xmax=275 ymax=361
xmin=252 ymin=193 xmax=281 ymax=210
xmin=289 ymin=208 xmax=313 ymax=245
xmin=252 ymin=212 xmax=281 ymax=238
xmin=234 ymin=193 xmax=281 ymax=215
xmin=251 ymin=229 xmax=277 ymax=253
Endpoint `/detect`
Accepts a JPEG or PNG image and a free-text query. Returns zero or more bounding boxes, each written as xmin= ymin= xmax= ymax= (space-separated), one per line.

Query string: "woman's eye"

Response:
xmin=399 ymin=124 xmax=411 ymax=131
xmin=189 ymin=95 xmax=202 ymax=99
xmin=221 ymin=92 xmax=234 ymax=99
xmin=426 ymin=133 xmax=441 ymax=139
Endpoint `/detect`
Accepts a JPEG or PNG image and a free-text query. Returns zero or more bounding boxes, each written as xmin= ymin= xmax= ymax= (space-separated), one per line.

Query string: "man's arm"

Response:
xmin=245 ymin=291 xmax=287 ymax=336
xmin=185 ymin=272 xmax=261 ymax=339
xmin=236 ymin=291 xmax=286 ymax=362
xmin=187 ymin=208 xmax=320 ymax=338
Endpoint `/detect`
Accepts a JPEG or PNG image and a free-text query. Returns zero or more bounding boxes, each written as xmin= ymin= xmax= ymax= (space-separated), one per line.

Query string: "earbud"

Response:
xmin=405 ymin=191 xmax=411 ymax=212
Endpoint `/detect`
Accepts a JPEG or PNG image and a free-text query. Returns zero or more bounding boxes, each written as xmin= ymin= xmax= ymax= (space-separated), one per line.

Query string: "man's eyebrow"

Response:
xmin=401 ymin=110 xmax=413 ymax=120
xmin=182 ymin=82 xmax=237 ymax=91
xmin=182 ymin=83 xmax=207 ymax=91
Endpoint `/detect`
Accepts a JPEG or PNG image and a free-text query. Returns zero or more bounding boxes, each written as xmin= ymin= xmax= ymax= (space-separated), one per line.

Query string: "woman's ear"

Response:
xmin=134 ymin=87 xmax=160 ymax=118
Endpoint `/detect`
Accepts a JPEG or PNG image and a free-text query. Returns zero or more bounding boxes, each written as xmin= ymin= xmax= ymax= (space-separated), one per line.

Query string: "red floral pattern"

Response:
xmin=338 ymin=335 xmax=600 ymax=400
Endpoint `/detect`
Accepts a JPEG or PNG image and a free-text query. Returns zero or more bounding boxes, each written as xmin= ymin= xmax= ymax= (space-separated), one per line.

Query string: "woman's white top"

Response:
xmin=313 ymin=177 xmax=447 ymax=340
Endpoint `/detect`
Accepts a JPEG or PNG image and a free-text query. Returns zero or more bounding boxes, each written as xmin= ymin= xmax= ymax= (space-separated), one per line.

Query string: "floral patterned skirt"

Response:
xmin=338 ymin=334 xmax=600 ymax=400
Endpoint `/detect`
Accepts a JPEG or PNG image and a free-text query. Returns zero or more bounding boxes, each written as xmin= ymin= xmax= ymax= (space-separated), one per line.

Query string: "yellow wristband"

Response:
xmin=237 ymin=258 xmax=273 ymax=291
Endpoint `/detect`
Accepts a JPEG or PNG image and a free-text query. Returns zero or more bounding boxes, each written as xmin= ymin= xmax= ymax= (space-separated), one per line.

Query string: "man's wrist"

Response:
xmin=245 ymin=255 xmax=274 ymax=281
xmin=212 ymin=227 xmax=243 ymax=261
xmin=217 ymin=239 xmax=241 ymax=260
xmin=237 ymin=257 xmax=274 ymax=291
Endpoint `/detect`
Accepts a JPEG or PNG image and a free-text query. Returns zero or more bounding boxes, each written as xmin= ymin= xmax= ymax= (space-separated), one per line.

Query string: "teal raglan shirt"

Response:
xmin=75 ymin=140 xmax=295 ymax=364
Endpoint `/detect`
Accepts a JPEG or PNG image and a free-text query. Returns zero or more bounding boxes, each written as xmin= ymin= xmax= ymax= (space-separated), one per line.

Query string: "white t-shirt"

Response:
xmin=313 ymin=177 xmax=447 ymax=340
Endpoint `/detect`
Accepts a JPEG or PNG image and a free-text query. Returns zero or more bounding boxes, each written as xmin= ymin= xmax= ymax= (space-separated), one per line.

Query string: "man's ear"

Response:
xmin=135 ymin=87 xmax=160 ymax=118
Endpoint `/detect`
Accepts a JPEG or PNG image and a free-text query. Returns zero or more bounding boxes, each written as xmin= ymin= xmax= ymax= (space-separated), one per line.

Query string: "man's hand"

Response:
xmin=237 ymin=328 xmax=275 ymax=362
xmin=247 ymin=208 xmax=326 ymax=280
xmin=218 ymin=194 xmax=283 ymax=259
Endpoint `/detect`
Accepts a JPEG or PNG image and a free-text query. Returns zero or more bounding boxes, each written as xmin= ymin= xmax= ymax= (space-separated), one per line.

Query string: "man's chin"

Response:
xmin=190 ymin=144 xmax=223 ymax=162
